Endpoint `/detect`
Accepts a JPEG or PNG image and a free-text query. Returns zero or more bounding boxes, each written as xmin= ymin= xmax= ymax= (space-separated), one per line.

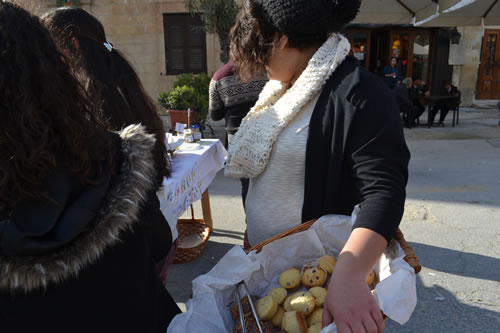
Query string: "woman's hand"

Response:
xmin=322 ymin=268 xmax=384 ymax=333
xmin=322 ymin=228 xmax=387 ymax=333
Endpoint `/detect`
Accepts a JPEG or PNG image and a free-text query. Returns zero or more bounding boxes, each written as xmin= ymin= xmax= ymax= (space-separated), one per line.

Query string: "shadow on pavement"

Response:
xmin=409 ymin=242 xmax=500 ymax=282
xmin=386 ymin=275 xmax=500 ymax=332
xmin=166 ymin=240 xmax=239 ymax=305
xmin=211 ymin=228 xmax=244 ymax=241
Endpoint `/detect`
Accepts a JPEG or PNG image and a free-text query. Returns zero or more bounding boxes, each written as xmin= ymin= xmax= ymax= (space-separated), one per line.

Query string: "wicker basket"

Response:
xmin=173 ymin=205 xmax=212 ymax=264
xmin=246 ymin=221 xmax=421 ymax=274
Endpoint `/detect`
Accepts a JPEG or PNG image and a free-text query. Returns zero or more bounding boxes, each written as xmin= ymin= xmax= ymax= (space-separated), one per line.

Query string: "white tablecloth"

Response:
xmin=158 ymin=139 xmax=227 ymax=240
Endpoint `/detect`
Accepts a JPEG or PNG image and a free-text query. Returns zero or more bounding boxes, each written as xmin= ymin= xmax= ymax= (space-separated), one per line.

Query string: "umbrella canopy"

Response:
xmin=353 ymin=0 xmax=438 ymax=25
xmin=415 ymin=0 xmax=500 ymax=26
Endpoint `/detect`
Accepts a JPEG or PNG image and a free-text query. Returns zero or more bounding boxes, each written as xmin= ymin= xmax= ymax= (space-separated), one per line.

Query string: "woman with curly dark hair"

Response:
xmin=42 ymin=6 xmax=169 ymax=188
xmin=225 ymin=1 xmax=411 ymax=332
xmin=0 ymin=2 xmax=180 ymax=332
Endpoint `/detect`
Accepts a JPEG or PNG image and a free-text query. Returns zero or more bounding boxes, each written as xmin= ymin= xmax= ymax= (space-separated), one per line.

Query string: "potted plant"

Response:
xmin=159 ymin=85 xmax=199 ymax=130
xmin=158 ymin=73 xmax=210 ymax=131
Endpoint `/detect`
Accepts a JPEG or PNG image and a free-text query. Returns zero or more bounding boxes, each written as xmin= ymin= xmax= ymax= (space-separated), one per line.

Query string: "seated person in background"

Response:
xmin=430 ymin=81 xmax=460 ymax=126
xmin=413 ymin=78 xmax=430 ymax=96
xmin=409 ymin=78 xmax=430 ymax=122
xmin=394 ymin=77 xmax=417 ymax=128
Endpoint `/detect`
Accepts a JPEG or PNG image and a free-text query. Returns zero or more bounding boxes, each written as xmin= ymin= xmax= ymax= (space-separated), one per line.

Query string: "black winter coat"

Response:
xmin=0 ymin=125 xmax=180 ymax=332
xmin=394 ymin=83 xmax=413 ymax=112
xmin=303 ymin=57 xmax=411 ymax=243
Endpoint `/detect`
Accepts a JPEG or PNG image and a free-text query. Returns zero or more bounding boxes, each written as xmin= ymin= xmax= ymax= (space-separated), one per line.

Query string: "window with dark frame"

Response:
xmin=163 ymin=14 xmax=207 ymax=75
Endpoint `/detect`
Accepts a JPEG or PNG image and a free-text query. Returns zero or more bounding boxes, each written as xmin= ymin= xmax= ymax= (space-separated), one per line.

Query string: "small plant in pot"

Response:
xmin=158 ymin=73 xmax=210 ymax=131
xmin=158 ymin=85 xmax=199 ymax=130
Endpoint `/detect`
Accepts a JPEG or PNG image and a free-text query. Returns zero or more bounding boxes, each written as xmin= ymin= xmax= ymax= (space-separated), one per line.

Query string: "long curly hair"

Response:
xmin=230 ymin=0 xmax=361 ymax=81
xmin=42 ymin=7 xmax=170 ymax=187
xmin=0 ymin=2 xmax=111 ymax=211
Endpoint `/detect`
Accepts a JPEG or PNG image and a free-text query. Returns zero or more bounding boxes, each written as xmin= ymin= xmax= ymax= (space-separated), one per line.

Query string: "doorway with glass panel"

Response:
xmin=389 ymin=30 xmax=432 ymax=85
xmin=345 ymin=28 xmax=433 ymax=87
xmin=477 ymin=30 xmax=500 ymax=100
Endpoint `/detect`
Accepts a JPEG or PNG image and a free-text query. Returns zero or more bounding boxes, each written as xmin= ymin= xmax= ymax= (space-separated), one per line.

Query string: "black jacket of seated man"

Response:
xmin=394 ymin=81 xmax=417 ymax=128
xmin=409 ymin=79 xmax=428 ymax=120
xmin=430 ymin=83 xmax=460 ymax=125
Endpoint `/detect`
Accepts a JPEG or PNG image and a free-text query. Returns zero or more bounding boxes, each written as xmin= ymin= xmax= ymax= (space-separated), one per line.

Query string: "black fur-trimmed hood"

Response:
xmin=0 ymin=125 xmax=157 ymax=292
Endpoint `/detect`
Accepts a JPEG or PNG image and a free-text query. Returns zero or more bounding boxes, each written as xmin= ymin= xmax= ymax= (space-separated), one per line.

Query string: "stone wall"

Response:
xmin=454 ymin=25 xmax=500 ymax=106
xmin=91 ymin=0 xmax=223 ymax=100
xmin=454 ymin=26 xmax=483 ymax=106
xmin=34 ymin=0 xmax=223 ymax=104
xmin=21 ymin=1 xmax=499 ymax=107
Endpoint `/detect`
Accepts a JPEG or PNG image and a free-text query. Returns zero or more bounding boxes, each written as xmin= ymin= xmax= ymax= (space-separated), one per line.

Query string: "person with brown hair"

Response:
xmin=430 ymin=80 xmax=460 ymax=126
xmin=42 ymin=6 xmax=178 ymax=280
xmin=0 ymin=2 xmax=180 ymax=332
xmin=42 ymin=7 xmax=169 ymax=188
xmin=226 ymin=1 xmax=410 ymax=332
xmin=394 ymin=77 xmax=417 ymax=128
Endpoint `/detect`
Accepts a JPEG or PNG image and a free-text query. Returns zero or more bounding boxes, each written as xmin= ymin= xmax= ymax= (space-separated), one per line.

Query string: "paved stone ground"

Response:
xmin=165 ymin=108 xmax=500 ymax=332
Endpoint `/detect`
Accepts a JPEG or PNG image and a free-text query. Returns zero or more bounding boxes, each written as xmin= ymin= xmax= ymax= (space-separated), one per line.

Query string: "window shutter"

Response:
xmin=188 ymin=20 xmax=205 ymax=72
xmin=164 ymin=16 xmax=186 ymax=74
xmin=164 ymin=14 xmax=207 ymax=75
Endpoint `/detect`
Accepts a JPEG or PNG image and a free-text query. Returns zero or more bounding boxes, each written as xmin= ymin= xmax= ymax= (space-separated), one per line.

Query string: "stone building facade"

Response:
xmin=19 ymin=1 xmax=500 ymax=107
xmin=453 ymin=25 xmax=500 ymax=107
xmin=34 ymin=0 xmax=223 ymax=103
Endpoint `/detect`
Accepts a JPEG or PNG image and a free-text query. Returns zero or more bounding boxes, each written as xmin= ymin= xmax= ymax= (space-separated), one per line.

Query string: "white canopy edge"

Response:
xmin=414 ymin=6 xmax=441 ymax=26
xmin=418 ymin=16 xmax=484 ymax=27
xmin=416 ymin=0 xmax=499 ymax=27
xmin=442 ymin=0 xmax=477 ymax=13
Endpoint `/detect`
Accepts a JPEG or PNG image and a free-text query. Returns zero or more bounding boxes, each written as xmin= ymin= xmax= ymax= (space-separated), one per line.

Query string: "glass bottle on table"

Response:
xmin=190 ymin=125 xmax=201 ymax=142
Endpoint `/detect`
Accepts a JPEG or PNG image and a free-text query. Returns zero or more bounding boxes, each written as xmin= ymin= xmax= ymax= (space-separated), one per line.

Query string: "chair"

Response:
xmin=450 ymin=91 xmax=461 ymax=127
xmin=414 ymin=104 xmax=425 ymax=126
xmin=398 ymin=103 xmax=414 ymax=128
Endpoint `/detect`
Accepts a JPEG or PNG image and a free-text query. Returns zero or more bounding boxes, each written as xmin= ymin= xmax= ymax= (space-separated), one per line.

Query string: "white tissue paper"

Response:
xmin=167 ymin=213 xmax=417 ymax=333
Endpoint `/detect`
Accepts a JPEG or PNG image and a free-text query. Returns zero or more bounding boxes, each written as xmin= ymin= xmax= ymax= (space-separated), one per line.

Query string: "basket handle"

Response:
xmin=245 ymin=220 xmax=315 ymax=254
xmin=245 ymin=221 xmax=421 ymax=274
xmin=394 ymin=228 xmax=421 ymax=273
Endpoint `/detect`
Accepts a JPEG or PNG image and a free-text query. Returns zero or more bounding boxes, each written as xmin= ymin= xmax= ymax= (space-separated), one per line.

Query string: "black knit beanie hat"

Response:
xmin=257 ymin=0 xmax=361 ymax=45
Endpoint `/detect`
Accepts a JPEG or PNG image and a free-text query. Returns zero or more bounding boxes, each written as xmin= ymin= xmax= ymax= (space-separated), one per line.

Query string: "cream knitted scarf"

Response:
xmin=225 ymin=34 xmax=351 ymax=179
